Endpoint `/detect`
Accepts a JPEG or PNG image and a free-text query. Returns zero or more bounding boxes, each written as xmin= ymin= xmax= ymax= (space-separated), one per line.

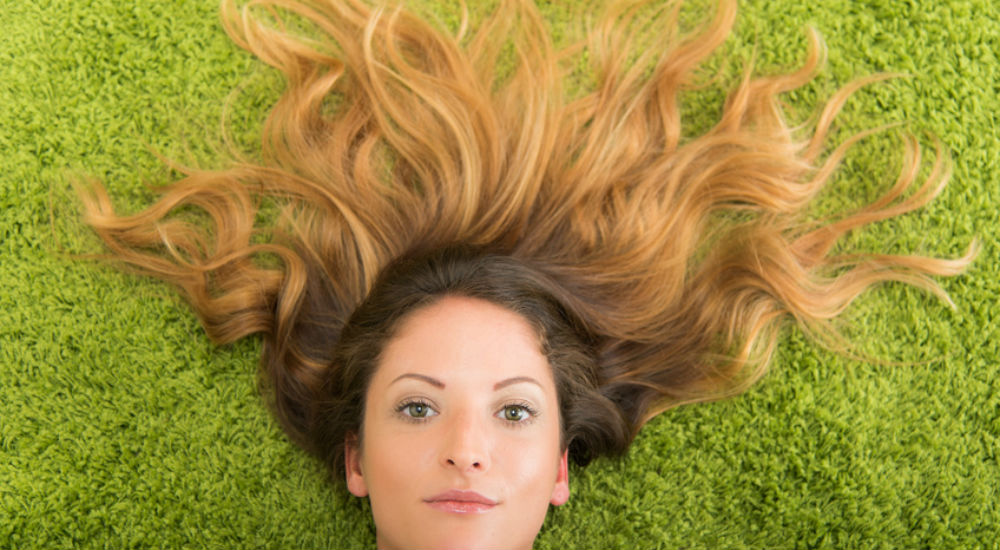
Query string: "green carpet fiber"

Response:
xmin=2 ymin=0 xmax=998 ymax=547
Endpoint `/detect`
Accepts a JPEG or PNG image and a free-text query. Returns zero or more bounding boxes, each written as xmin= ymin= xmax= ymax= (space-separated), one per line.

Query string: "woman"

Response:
xmin=332 ymin=249 xmax=588 ymax=549
xmin=77 ymin=0 xmax=974 ymax=547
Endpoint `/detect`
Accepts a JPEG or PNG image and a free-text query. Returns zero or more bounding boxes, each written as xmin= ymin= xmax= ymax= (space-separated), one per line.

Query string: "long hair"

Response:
xmin=77 ymin=0 xmax=974 ymax=466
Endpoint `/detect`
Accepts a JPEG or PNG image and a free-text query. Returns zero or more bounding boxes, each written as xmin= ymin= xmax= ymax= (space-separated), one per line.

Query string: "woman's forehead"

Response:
xmin=373 ymin=295 xmax=554 ymax=390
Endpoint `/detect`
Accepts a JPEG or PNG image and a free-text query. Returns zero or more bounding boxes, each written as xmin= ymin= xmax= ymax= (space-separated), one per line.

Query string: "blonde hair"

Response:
xmin=78 ymin=0 xmax=973 ymax=456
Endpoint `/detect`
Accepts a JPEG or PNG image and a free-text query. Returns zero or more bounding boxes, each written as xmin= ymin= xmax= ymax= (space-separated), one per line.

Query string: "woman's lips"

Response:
xmin=424 ymin=490 xmax=498 ymax=514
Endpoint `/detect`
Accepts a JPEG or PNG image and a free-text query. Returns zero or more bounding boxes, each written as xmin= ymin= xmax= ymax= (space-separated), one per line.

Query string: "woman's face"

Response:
xmin=345 ymin=295 xmax=569 ymax=550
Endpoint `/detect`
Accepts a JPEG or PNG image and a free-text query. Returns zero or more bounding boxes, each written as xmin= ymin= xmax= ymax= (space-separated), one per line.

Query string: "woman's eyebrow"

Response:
xmin=494 ymin=376 xmax=542 ymax=391
xmin=389 ymin=373 xmax=445 ymax=388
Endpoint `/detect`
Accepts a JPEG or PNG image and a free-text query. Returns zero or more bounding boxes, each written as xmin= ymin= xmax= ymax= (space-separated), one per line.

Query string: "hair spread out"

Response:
xmin=78 ymin=0 xmax=974 ymax=467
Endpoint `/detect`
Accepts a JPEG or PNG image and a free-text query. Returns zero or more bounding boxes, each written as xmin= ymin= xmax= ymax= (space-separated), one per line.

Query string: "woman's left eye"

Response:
xmin=499 ymin=404 xmax=533 ymax=422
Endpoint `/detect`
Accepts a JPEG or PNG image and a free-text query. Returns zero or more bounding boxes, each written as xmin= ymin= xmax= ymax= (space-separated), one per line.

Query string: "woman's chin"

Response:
xmin=375 ymin=523 xmax=535 ymax=550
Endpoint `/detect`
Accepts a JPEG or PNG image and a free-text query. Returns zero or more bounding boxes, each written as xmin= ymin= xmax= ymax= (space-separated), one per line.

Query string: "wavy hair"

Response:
xmin=78 ymin=0 xmax=974 ymax=470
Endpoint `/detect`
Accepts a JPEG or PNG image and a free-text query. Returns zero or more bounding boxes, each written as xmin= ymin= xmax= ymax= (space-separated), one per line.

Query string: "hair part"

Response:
xmin=77 ymin=0 xmax=975 ymax=478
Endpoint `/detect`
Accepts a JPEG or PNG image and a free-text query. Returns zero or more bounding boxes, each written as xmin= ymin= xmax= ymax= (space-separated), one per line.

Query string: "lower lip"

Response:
xmin=426 ymin=500 xmax=496 ymax=514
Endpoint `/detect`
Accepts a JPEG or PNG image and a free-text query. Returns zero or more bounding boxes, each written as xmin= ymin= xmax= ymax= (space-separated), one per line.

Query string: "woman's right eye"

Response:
xmin=399 ymin=401 xmax=437 ymax=420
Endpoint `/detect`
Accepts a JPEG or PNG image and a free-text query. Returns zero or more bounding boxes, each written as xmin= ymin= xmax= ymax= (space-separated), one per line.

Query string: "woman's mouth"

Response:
xmin=424 ymin=490 xmax=498 ymax=514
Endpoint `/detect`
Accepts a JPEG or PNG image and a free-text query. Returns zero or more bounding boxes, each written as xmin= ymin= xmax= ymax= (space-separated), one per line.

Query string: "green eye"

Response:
xmin=502 ymin=405 xmax=527 ymax=422
xmin=406 ymin=403 xmax=430 ymax=418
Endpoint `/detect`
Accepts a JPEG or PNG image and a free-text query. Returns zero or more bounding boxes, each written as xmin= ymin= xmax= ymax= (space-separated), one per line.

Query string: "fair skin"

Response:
xmin=344 ymin=295 xmax=570 ymax=550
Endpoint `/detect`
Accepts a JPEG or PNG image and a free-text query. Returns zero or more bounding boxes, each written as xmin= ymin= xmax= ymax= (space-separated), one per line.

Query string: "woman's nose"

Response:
xmin=440 ymin=411 xmax=490 ymax=473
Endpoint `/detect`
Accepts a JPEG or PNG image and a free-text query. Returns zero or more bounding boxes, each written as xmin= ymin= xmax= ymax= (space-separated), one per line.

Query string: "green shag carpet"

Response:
xmin=2 ymin=0 xmax=998 ymax=548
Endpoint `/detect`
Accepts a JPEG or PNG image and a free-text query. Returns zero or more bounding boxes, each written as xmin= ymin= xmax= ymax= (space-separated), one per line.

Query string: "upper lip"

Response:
xmin=424 ymin=490 xmax=498 ymax=505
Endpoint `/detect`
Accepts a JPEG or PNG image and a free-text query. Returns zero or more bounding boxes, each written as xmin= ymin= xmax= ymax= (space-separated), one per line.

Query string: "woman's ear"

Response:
xmin=344 ymin=433 xmax=368 ymax=497
xmin=550 ymin=449 xmax=570 ymax=506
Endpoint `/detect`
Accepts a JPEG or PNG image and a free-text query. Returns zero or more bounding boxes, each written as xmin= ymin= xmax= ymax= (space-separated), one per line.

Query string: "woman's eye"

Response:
xmin=401 ymin=402 xmax=435 ymax=419
xmin=501 ymin=405 xmax=530 ymax=422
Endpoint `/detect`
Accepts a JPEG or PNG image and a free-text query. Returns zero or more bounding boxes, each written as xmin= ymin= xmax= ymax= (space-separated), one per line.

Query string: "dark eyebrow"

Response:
xmin=389 ymin=373 xmax=445 ymax=388
xmin=494 ymin=376 xmax=543 ymax=391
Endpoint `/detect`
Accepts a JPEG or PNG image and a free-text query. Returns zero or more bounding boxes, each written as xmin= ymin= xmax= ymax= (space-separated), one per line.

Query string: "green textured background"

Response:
xmin=2 ymin=0 xmax=997 ymax=548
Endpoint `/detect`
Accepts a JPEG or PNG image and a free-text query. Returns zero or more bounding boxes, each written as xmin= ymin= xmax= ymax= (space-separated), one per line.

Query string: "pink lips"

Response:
xmin=424 ymin=490 xmax=498 ymax=514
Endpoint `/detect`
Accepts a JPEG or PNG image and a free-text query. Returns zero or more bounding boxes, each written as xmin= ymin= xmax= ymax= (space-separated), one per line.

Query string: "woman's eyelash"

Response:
xmin=394 ymin=399 xmax=539 ymax=425
xmin=395 ymin=399 xmax=437 ymax=423
xmin=498 ymin=401 xmax=539 ymax=425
